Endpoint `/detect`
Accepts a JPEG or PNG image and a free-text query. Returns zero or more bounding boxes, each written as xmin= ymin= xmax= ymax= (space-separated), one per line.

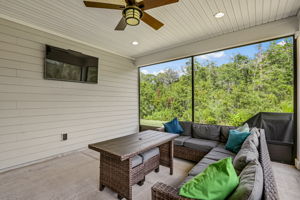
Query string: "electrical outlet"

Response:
xmin=61 ymin=133 xmax=68 ymax=141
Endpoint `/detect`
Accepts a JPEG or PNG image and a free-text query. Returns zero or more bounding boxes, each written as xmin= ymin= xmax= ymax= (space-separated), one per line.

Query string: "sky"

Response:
xmin=140 ymin=36 xmax=292 ymax=75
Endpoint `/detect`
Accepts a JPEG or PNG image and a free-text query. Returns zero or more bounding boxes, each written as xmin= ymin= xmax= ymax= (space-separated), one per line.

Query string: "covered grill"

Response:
xmin=245 ymin=112 xmax=295 ymax=164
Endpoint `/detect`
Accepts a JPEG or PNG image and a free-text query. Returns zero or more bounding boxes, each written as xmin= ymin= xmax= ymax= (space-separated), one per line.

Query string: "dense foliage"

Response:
xmin=140 ymin=39 xmax=294 ymax=126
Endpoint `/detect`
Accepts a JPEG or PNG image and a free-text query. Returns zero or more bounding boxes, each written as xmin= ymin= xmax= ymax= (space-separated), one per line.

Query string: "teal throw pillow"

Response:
xmin=163 ymin=117 xmax=183 ymax=134
xmin=225 ymin=130 xmax=251 ymax=153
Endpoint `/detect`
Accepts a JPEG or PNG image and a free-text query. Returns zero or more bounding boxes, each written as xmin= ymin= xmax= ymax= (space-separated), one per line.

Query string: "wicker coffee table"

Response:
xmin=88 ymin=130 xmax=178 ymax=200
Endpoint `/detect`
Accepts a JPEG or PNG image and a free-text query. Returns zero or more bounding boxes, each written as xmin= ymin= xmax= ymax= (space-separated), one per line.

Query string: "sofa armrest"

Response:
xmin=259 ymin=129 xmax=279 ymax=200
xmin=156 ymin=127 xmax=165 ymax=132
xmin=152 ymin=182 xmax=190 ymax=200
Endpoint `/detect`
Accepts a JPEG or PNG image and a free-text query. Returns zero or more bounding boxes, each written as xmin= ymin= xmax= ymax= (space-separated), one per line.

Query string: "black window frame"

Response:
xmin=138 ymin=35 xmax=297 ymax=132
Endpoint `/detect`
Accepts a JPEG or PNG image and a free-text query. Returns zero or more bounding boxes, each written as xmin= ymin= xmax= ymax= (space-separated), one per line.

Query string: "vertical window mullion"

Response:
xmin=192 ymin=56 xmax=195 ymax=122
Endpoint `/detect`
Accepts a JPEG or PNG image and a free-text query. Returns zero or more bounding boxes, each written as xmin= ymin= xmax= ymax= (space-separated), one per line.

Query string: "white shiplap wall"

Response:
xmin=0 ymin=18 xmax=138 ymax=172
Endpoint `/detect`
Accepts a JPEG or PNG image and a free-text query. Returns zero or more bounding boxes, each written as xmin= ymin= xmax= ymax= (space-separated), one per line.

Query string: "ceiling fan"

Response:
xmin=84 ymin=0 xmax=179 ymax=31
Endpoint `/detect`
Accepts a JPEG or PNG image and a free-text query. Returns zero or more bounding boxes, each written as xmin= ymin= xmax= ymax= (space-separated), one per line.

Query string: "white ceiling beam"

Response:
xmin=135 ymin=16 xmax=299 ymax=67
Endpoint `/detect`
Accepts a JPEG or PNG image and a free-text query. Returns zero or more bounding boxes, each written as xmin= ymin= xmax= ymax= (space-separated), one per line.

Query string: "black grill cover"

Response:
xmin=244 ymin=112 xmax=294 ymax=145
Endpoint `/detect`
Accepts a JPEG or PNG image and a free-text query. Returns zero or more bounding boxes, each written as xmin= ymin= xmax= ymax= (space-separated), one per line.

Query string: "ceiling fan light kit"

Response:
xmin=84 ymin=0 xmax=179 ymax=31
xmin=123 ymin=6 xmax=143 ymax=26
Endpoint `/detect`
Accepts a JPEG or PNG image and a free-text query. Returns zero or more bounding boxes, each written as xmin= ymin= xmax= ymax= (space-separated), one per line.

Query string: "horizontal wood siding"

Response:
xmin=0 ymin=18 xmax=138 ymax=171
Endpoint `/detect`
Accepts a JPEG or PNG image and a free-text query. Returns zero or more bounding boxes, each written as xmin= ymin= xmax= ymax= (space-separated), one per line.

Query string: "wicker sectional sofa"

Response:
xmin=153 ymin=122 xmax=279 ymax=200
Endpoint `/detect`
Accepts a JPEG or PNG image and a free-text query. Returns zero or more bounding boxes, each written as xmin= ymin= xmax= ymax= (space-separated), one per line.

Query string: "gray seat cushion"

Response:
xmin=188 ymin=158 xmax=217 ymax=176
xmin=233 ymin=140 xmax=259 ymax=174
xmin=192 ymin=123 xmax=221 ymax=141
xmin=215 ymin=143 xmax=237 ymax=155
xmin=132 ymin=155 xmax=143 ymax=168
xmin=140 ymin=147 xmax=160 ymax=162
xmin=183 ymin=138 xmax=219 ymax=152
xmin=179 ymin=121 xmax=193 ymax=136
xmin=204 ymin=147 xmax=236 ymax=161
xmin=220 ymin=125 xmax=236 ymax=143
xmin=178 ymin=175 xmax=194 ymax=188
xmin=174 ymin=136 xmax=191 ymax=146
xmin=228 ymin=160 xmax=263 ymax=200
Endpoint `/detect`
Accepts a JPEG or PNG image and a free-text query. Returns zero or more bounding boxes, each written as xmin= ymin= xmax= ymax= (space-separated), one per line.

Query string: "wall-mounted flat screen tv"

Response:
xmin=44 ymin=45 xmax=99 ymax=83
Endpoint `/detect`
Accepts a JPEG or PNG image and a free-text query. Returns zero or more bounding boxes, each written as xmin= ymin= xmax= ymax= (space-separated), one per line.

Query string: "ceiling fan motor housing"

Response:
xmin=122 ymin=6 xmax=143 ymax=26
xmin=84 ymin=0 xmax=178 ymax=30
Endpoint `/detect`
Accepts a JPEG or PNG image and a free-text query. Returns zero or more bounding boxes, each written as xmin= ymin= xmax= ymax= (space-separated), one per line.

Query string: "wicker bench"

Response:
xmin=130 ymin=149 xmax=160 ymax=187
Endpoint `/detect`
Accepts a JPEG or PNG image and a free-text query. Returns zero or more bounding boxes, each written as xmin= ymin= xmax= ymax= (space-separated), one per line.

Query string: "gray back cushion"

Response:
xmin=228 ymin=160 xmax=263 ymax=200
xmin=246 ymin=128 xmax=260 ymax=148
xmin=179 ymin=121 xmax=193 ymax=136
xmin=220 ymin=125 xmax=236 ymax=143
xmin=192 ymin=123 xmax=221 ymax=141
xmin=250 ymin=127 xmax=261 ymax=138
xmin=233 ymin=140 xmax=259 ymax=175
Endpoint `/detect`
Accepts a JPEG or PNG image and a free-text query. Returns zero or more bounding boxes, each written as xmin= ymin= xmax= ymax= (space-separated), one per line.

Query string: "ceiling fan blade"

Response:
xmin=84 ymin=1 xmax=125 ymax=10
xmin=141 ymin=12 xmax=164 ymax=30
xmin=140 ymin=0 xmax=178 ymax=10
xmin=115 ymin=17 xmax=127 ymax=30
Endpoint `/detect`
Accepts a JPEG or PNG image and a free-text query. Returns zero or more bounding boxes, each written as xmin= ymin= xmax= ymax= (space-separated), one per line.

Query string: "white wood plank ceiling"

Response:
xmin=0 ymin=0 xmax=299 ymax=59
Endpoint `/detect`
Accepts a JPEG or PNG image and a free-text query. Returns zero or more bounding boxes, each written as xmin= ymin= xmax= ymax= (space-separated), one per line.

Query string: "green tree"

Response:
xmin=140 ymin=38 xmax=294 ymax=127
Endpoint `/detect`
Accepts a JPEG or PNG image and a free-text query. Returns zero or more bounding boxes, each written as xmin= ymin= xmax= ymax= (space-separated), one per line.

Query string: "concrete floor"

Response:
xmin=0 ymin=149 xmax=299 ymax=200
xmin=271 ymin=161 xmax=300 ymax=200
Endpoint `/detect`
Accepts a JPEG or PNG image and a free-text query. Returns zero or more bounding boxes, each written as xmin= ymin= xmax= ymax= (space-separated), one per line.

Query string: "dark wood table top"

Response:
xmin=88 ymin=130 xmax=178 ymax=161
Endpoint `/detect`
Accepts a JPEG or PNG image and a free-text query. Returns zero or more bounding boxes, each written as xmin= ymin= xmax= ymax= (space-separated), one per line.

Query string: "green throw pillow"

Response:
xmin=179 ymin=157 xmax=239 ymax=200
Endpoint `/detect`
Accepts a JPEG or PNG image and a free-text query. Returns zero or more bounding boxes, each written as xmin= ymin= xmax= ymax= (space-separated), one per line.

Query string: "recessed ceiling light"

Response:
xmin=214 ymin=12 xmax=225 ymax=18
xmin=132 ymin=41 xmax=139 ymax=45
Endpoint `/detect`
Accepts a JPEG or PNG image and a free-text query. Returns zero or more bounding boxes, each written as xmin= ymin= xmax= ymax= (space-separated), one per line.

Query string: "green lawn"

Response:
xmin=140 ymin=119 xmax=166 ymax=127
